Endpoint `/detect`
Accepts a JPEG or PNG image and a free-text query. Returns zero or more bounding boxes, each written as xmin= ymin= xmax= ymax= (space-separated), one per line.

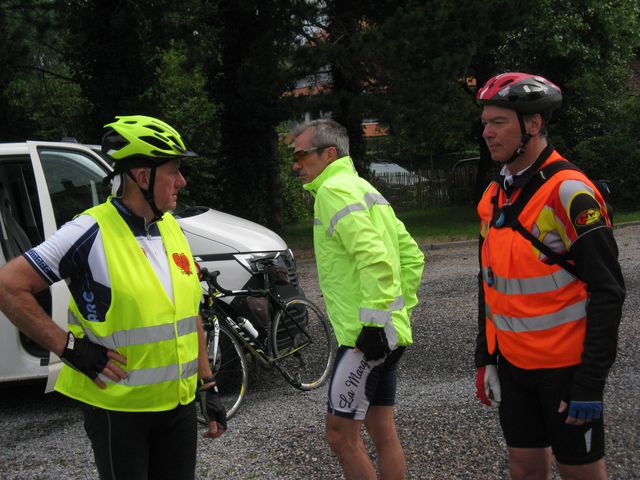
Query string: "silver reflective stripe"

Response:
xmin=69 ymin=312 xmax=198 ymax=350
xmin=482 ymin=268 xmax=577 ymax=295
xmin=384 ymin=322 xmax=398 ymax=351
xmin=359 ymin=296 xmax=404 ymax=324
xmin=68 ymin=310 xmax=81 ymax=326
xmin=385 ymin=296 xmax=404 ymax=350
xmin=327 ymin=203 xmax=366 ymax=236
xmin=359 ymin=308 xmax=391 ymax=325
xmin=363 ymin=192 xmax=389 ymax=208
xmin=314 ymin=218 xmax=322 ymax=225
xmin=493 ymin=300 xmax=587 ymax=332
xmin=176 ymin=317 xmax=198 ymax=337
xmin=181 ymin=358 xmax=199 ymax=379
xmin=326 ymin=192 xmax=389 ymax=236
xmin=100 ymin=358 xmax=198 ymax=386
xmin=389 ymin=296 xmax=405 ymax=311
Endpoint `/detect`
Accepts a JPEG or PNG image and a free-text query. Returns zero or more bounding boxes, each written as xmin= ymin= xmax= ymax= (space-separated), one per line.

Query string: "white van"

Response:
xmin=0 ymin=141 xmax=300 ymax=384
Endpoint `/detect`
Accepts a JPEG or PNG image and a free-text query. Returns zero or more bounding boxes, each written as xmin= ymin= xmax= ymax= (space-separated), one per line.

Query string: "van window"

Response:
xmin=0 ymin=158 xmax=44 ymax=260
xmin=38 ymin=148 xmax=110 ymax=226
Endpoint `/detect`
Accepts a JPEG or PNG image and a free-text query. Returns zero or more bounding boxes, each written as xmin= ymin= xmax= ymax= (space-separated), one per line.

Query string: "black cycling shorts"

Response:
xmin=81 ymin=400 xmax=197 ymax=480
xmin=498 ymin=356 xmax=605 ymax=465
xmin=327 ymin=346 xmax=405 ymax=421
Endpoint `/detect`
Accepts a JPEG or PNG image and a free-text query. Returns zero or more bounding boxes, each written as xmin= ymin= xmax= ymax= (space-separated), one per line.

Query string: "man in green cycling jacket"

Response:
xmin=291 ymin=119 xmax=425 ymax=480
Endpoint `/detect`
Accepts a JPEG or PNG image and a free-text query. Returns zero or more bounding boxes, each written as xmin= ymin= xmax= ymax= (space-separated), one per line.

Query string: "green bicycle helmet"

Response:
xmin=102 ymin=115 xmax=197 ymax=167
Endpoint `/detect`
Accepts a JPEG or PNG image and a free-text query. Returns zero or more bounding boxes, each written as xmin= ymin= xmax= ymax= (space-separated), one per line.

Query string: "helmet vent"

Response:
xmin=145 ymin=124 xmax=164 ymax=133
xmin=140 ymin=135 xmax=171 ymax=151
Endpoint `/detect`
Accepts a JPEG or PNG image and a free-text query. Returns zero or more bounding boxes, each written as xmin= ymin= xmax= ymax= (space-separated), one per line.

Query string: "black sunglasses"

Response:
xmin=292 ymin=145 xmax=334 ymax=163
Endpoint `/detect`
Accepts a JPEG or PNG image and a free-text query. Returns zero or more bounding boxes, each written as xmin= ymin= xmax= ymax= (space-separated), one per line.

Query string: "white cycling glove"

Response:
xmin=475 ymin=364 xmax=501 ymax=407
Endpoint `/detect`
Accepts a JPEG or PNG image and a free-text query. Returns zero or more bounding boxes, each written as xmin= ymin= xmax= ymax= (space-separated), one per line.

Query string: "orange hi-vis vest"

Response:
xmin=478 ymin=152 xmax=592 ymax=370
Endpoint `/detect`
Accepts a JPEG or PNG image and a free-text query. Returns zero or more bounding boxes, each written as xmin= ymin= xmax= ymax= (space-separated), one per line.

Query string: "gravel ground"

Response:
xmin=0 ymin=224 xmax=638 ymax=480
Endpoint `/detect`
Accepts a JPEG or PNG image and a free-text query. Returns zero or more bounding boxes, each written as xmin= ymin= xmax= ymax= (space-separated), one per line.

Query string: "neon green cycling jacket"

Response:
xmin=303 ymin=156 xmax=424 ymax=348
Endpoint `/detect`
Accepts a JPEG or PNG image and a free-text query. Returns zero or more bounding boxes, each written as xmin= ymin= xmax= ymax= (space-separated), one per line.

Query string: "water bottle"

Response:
xmin=236 ymin=316 xmax=259 ymax=339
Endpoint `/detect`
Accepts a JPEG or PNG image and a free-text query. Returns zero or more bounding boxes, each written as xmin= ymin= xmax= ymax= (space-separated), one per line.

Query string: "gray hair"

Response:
xmin=291 ymin=119 xmax=350 ymax=157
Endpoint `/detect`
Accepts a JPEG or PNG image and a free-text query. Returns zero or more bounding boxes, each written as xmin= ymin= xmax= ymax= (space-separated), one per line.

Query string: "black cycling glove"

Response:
xmin=355 ymin=326 xmax=390 ymax=361
xmin=60 ymin=332 xmax=109 ymax=380
xmin=199 ymin=385 xmax=227 ymax=430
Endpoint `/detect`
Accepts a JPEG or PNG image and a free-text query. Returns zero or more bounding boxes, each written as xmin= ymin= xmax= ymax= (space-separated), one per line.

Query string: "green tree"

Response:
xmin=0 ymin=0 xmax=33 ymax=141
xmin=484 ymin=0 xmax=640 ymax=150
xmin=0 ymin=0 xmax=87 ymax=141
xmin=142 ymin=44 xmax=221 ymax=208
xmin=61 ymin=0 xmax=160 ymax=141
xmin=202 ymin=0 xmax=314 ymax=230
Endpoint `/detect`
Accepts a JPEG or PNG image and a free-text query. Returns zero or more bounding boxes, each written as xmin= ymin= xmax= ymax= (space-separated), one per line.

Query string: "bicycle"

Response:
xmin=197 ymin=257 xmax=336 ymax=423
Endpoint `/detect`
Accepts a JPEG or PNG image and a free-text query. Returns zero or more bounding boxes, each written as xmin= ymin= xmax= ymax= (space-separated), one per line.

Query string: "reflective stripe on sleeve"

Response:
xmin=363 ymin=192 xmax=389 ymax=208
xmin=327 ymin=203 xmax=366 ymax=236
xmin=359 ymin=308 xmax=390 ymax=325
xmin=359 ymin=295 xmax=406 ymax=325
xmin=326 ymin=193 xmax=390 ymax=236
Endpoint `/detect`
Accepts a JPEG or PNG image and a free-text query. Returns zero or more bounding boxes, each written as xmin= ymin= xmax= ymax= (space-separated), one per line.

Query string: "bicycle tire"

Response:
xmin=197 ymin=324 xmax=248 ymax=424
xmin=271 ymin=297 xmax=335 ymax=391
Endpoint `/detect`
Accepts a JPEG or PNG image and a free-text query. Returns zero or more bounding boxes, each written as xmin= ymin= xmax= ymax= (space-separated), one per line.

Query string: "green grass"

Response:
xmin=282 ymin=205 xmax=478 ymax=252
xmin=282 ymin=206 xmax=640 ymax=253
xmin=614 ymin=210 xmax=640 ymax=224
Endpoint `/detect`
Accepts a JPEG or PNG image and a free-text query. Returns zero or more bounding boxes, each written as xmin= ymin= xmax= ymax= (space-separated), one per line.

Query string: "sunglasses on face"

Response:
xmin=292 ymin=145 xmax=334 ymax=163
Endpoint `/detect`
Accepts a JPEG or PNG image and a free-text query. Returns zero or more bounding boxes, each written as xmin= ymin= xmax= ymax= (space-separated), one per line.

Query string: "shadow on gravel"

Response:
xmin=0 ymin=380 xmax=70 ymax=408
xmin=0 ymin=381 xmax=80 ymax=444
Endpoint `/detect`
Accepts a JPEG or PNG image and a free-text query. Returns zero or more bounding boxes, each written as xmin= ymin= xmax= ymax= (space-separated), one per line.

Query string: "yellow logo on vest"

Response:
xmin=575 ymin=208 xmax=601 ymax=226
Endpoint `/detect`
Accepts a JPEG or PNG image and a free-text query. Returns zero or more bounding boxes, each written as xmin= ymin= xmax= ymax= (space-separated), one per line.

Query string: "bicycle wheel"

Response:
xmin=197 ymin=324 xmax=248 ymax=424
xmin=271 ymin=297 xmax=335 ymax=391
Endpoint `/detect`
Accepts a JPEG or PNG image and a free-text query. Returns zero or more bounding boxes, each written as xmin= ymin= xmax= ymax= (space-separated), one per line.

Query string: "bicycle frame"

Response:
xmin=201 ymin=268 xmax=316 ymax=372
xmin=197 ymin=263 xmax=335 ymax=422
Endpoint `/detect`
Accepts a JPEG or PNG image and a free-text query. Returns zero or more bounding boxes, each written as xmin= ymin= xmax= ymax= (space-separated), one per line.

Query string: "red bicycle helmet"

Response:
xmin=476 ymin=72 xmax=562 ymax=114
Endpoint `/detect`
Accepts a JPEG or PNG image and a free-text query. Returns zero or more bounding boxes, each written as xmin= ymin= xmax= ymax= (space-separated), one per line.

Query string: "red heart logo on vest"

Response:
xmin=172 ymin=252 xmax=192 ymax=275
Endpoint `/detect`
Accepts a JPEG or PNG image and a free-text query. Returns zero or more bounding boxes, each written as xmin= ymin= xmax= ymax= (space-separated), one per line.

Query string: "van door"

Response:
xmin=25 ymin=142 xmax=111 ymax=388
xmin=0 ymin=151 xmax=52 ymax=374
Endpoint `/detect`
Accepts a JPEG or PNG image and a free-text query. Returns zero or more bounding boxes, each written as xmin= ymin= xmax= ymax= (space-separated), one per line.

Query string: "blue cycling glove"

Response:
xmin=566 ymin=401 xmax=603 ymax=421
xmin=562 ymin=382 xmax=604 ymax=423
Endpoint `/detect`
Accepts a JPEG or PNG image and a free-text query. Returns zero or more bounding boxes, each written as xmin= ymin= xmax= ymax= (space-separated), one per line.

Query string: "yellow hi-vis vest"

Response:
xmin=54 ymin=200 xmax=202 ymax=411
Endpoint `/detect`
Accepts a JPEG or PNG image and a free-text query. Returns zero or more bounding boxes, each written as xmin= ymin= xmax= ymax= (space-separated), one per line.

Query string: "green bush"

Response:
xmin=572 ymin=134 xmax=640 ymax=211
xmin=278 ymin=129 xmax=313 ymax=224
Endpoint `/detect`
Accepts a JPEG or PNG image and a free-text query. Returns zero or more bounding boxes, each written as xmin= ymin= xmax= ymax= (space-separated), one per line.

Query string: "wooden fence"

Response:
xmin=300 ymin=163 xmax=478 ymax=212
xmin=369 ymin=163 xmax=477 ymax=210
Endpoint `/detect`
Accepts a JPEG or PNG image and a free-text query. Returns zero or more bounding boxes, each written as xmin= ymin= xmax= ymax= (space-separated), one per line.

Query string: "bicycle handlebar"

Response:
xmin=200 ymin=268 xmax=267 ymax=297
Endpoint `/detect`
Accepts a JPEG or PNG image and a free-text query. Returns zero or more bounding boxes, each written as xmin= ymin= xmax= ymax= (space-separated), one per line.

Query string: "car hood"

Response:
xmin=176 ymin=207 xmax=287 ymax=254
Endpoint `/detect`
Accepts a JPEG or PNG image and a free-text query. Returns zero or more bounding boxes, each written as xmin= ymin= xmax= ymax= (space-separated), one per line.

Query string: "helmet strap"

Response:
xmin=503 ymin=112 xmax=532 ymax=165
xmin=127 ymin=167 xmax=165 ymax=222
xmin=142 ymin=166 xmax=165 ymax=222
